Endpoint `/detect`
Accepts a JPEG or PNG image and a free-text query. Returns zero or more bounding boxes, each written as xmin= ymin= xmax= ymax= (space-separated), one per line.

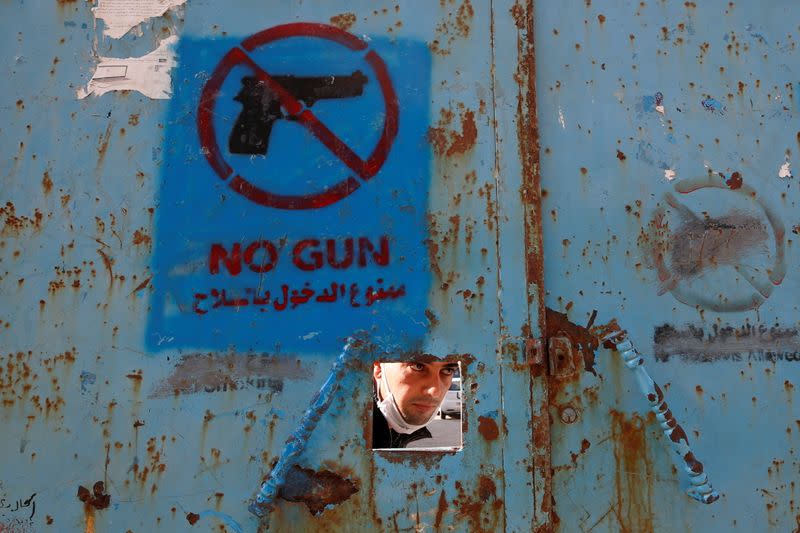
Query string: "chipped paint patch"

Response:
xmin=279 ymin=465 xmax=359 ymax=515
xmin=77 ymin=36 xmax=178 ymax=100
xmin=91 ymin=0 xmax=186 ymax=39
xmin=664 ymin=168 xmax=676 ymax=181
xmin=778 ymin=161 xmax=793 ymax=179
xmin=557 ymin=107 xmax=566 ymax=129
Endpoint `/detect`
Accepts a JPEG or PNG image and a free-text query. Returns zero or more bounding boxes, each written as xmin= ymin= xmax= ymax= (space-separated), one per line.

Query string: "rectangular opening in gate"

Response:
xmin=371 ymin=359 xmax=463 ymax=450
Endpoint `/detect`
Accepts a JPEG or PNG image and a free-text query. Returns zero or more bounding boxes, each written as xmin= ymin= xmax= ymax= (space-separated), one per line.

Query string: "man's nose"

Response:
xmin=423 ymin=375 xmax=445 ymax=397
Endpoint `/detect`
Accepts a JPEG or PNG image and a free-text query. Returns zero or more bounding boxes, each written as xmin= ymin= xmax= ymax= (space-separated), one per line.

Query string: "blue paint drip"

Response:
xmin=249 ymin=338 xmax=358 ymax=518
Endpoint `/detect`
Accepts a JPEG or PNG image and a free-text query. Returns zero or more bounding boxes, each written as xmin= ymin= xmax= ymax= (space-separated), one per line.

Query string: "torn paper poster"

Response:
xmin=92 ymin=0 xmax=187 ymax=39
xmin=77 ymin=35 xmax=177 ymax=99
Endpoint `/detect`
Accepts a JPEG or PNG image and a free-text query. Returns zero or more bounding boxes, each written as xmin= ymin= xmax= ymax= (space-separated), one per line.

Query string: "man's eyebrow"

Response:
xmin=442 ymin=363 xmax=459 ymax=369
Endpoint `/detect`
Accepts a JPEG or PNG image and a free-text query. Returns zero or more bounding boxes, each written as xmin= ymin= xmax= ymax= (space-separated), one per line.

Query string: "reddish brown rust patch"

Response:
xmin=433 ymin=489 xmax=449 ymax=529
xmin=513 ymin=3 xmax=550 ymax=529
xmin=452 ymin=477 xmax=502 ymax=532
xmin=130 ymin=276 xmax=152 ymax=295
xmin=725 ymin=170 xmax=743 ymax=189
xmin=329 ymin=12 xmax=356 ymax=31
xmin=278 ymin=465 xmax=359 ymax=515
xmin=186 ymin=512 xmax=200 ymax=525
xmin=610 ymin=410 xmax=654 ymax=532
xmin=42 ymin=171 xmax=53 ymax=195
xmin=1 ymin=202 xmax=44 ymax=235
xmin=546 ymin=307 xmax=600 ymax=375
xmin=77 ymin=481 xmax=111 ymax=510
xmin=96 ymin=123 xmax=113 ymax=169
xmin=132 ymin=228 xmax=151 ymax=246
xmin=477 ymin=416 xmax=500 ymax=441
xmin=616 ymin=149 xmax=627 ymax=161
xmin=427 ymin=105 xmax=478 ymax=157
xmin=570 ymin=438 xmax=591 ymax=465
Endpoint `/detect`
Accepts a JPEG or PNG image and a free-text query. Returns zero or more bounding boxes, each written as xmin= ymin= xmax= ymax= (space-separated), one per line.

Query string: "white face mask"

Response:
xmin=376 ymin=364 xmax=439 ymax=434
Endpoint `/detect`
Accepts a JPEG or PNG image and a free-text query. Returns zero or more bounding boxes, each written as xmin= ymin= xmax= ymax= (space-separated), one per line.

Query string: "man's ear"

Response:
xmin=373 ymin=361 xmax=382 ymax=381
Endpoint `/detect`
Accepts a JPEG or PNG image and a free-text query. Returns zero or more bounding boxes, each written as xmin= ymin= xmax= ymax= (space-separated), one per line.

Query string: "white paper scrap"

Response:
xmin=77 ymin=35 xmax=178 ymax=100
xmin=92 ymin=0 xmax=187 ymax=39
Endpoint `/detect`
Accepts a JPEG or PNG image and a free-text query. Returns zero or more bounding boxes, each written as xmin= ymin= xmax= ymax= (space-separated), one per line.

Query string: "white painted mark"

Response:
xmin=301 ymin=331 xmax=321 ymax=340
xmin=664 ymin=169 xmax=677 ymax=181
xmin=558 ymin=107 xmax=566 ymax=129
xmin=778 ymin=161 xmax=793 ymax=179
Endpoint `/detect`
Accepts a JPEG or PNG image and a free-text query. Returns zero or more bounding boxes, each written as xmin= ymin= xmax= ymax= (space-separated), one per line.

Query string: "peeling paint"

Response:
xmin=77 ymin=36 xmax=178 ymax=99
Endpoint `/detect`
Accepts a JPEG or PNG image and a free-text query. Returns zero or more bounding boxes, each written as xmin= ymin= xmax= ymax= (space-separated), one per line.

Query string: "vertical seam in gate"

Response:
xmin=514 ymin=1 xmax=553 ymax=531
xmin=488 ymin=3 xmax=510 ymax=532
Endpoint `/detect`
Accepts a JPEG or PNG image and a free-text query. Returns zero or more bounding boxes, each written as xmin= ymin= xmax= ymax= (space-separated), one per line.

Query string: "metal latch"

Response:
xmin=547 ymin=336 xmax=576 ymax=377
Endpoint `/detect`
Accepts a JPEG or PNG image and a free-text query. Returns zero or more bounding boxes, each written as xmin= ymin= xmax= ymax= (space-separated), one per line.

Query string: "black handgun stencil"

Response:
xmin=229 ymin=70 xmax=368 ymax=155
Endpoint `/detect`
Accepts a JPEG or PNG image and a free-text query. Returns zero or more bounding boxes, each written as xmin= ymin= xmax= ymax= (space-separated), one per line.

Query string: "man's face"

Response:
xmin=374 ymin=361 xmax=458 ymax=425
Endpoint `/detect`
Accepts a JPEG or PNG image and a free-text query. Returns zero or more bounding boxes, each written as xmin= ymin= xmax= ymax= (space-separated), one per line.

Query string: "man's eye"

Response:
xmin=410 ymin=363 xmax=426 ymax=371
xmin=442 ymin=367 xmax=455 ymax=376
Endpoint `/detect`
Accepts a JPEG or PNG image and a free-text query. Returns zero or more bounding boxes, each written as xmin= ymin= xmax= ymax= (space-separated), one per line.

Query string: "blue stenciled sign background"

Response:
xmin=147 ymin=29 xmax=432 ymax=354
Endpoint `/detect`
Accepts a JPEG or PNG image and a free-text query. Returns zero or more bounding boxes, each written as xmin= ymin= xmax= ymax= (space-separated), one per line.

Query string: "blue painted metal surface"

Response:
xmin=0 ymin=1 xmax=544 ymax=532
xmin=538 ymin=1 xmax=800 ymax=531
xmin=5 ymin=0 xmax=795 ymax=531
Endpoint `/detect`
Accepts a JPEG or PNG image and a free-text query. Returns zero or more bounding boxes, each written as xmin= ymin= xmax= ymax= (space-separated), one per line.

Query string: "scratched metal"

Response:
xmin=0 ymin=1 xmax=545 ymax=532
xmin=537 ymin=1 xmax=800 ymax=531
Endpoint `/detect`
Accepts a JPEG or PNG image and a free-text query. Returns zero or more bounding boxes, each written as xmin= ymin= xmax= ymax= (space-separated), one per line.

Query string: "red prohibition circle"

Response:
xmin=197 ymin=23 xmax=399 ymax=210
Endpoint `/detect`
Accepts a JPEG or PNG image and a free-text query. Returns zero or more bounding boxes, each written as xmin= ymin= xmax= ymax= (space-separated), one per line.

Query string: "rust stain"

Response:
xmin=725 ymin=170 xmax=743 ymax=189
xmin=149 ymin=352 xmax=311 ymax=398
xmin=132 ymin=229 xmax=151 ymax=247
xmin=427 ymin=105 xmax=478 ymax=157
xmin=42 ymin=171 xmax=53 ymax=195
xmin=77 ymin=481 xmax=111 ymax=510
xmin=477 ymin=416 xmax=499 ymax=441
xmin=545 ymin=307 xmax=600 ymax=375
xmin=96 ymin=122 xmax=113 ymax=170
xmin=278 ymin=465 xmax=359 ymax=515
xmin=570 ymin=438 xmax=591 ymax=465
xmin=616 ymin=149 xmax=627 ymax=161
xmin=96 ymin=248 xmax=114 ymax=288
xmin=1 ymin=202 xmax=44 ymax=235
xmin=512 ymin=2 xmax=551 ymax=529
xmin=454 ymin=0 xmax=474 ymax=37
xmin=610 ymin=410 xmax=654 ymax=533
xmin=185 ymin=512 xmax=200 ymax=525
xmin=433 ymin=489 xmax=449 ymax=529
xmin=130 ymin=276 xmax=151 ymax=296
xmin=452 ymin=476 xmax=503 ymax=533
xmin=329 ymin=13 xmax=356 ymax=31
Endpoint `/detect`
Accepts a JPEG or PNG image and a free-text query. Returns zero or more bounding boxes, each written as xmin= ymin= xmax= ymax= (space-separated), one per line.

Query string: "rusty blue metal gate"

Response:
xmin=537 ymin=1 xmax=800 ymax=532
xmin=4 ymin=0 xmax=798 ymax=532
xmin=1 ymin=1 xmax=546 ymax=532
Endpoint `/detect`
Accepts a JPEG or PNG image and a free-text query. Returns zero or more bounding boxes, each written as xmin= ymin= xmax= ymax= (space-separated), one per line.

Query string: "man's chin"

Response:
xmin=402 ymin=409 xmax=437 ymax=425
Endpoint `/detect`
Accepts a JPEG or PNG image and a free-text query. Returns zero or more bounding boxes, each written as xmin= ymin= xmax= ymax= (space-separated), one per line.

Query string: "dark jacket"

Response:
xmin=372 ymin=403 xmax=432 ymax=448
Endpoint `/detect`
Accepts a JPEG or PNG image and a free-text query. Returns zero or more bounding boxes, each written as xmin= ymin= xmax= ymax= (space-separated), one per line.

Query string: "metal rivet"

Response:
xmin=559 ymin=406 xmax=579 ymax=424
